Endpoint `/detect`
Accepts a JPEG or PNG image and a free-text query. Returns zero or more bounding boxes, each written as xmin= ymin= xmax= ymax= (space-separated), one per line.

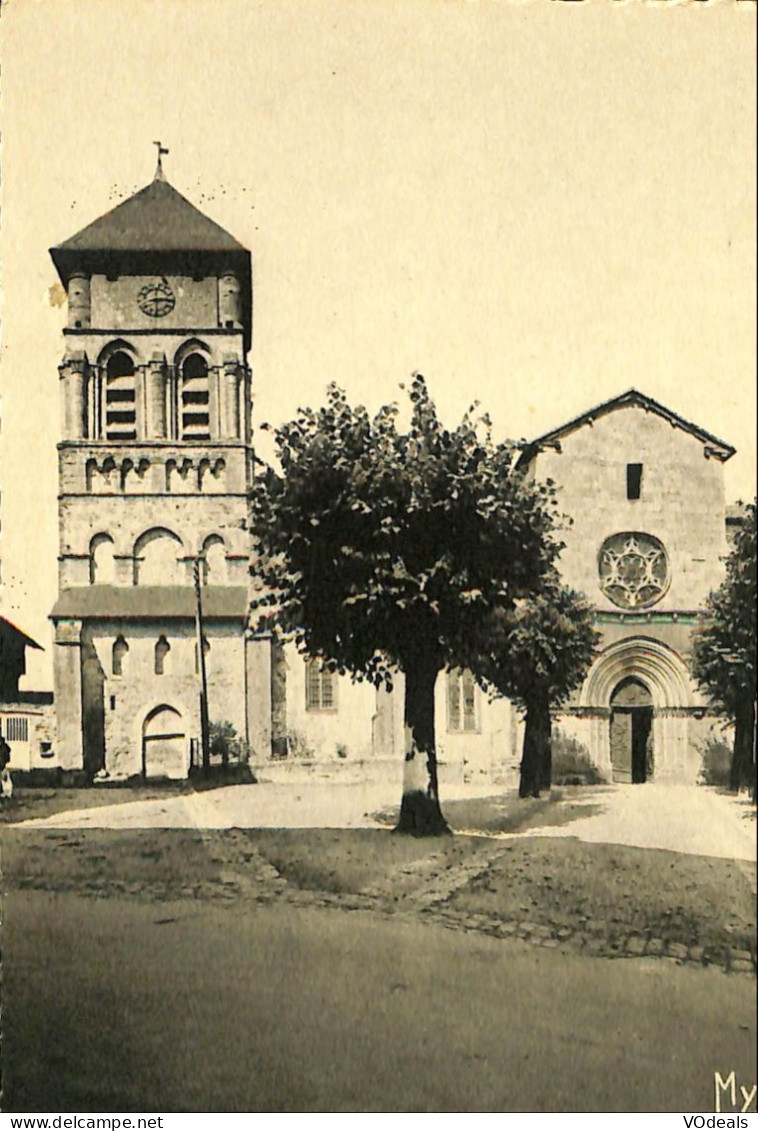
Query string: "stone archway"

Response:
xmin=142 ymin=704 xmax=187 ymax=779
xmin=579 ymin=637 xmax=696 ymax=782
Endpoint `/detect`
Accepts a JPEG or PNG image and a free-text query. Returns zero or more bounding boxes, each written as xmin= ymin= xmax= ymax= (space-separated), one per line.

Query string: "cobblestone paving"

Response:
xmin=359 ymin=839 xmax=508 ymax=907
xmin=366 ymin=846 xmax=756 ymax=976
xmin=8 ymin=826 xmax=755 ymax=976
xmin=203 ymin=831 xmax=757 ymax=977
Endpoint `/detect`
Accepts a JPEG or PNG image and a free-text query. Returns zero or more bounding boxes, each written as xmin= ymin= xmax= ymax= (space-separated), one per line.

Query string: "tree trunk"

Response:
xmin=539 ymin=709 xmax=553 ymax=794
xmin=519 ymin=695 xmax=551 ymax=799
xmin=394 ymin=661 xmax=451 ymax=837
xmin=730 ymin=699 xmax=756 ymax=793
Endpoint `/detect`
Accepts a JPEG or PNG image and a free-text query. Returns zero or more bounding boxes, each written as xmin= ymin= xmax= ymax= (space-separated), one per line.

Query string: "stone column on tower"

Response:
xmin=67 ymin=272 xmax=91 ymax=329
xmin=218 ymin=272 xmax=241 ymax=327
xmin=223 ymin=357 xmax=241 ymax=439
xmin=147 ymin=352 xmax=168 ymax=438
xmin=59 ymin=352 xmax=88 ymax=439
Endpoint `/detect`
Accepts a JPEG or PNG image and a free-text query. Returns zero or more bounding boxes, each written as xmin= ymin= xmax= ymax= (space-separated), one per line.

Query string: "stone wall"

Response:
xmin=283 ymin=647 xmax=387 ymax=762
xmin=532 ymin=404 xmax=729 ymax=611
xmin=91 ymin=275 xmax=220 ymax=333
xmin=0 ymin=702 xmax=56 ymax=771
xmin=59 ymin=481 xmax=250 ymax=588
xmin=273 ymin=652 xmax=522 ymax=787
xmin=83 ymin=618 xmax=247 ymax=779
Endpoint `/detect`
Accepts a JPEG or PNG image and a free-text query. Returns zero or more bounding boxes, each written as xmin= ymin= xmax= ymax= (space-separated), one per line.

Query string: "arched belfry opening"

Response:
xmin=610 ymin=677 xmax=653 ymax=784
xmin=105 ymin=351 xmax=137 ymax=441
xmin=180 ymin=353 xmax=211 ymax=441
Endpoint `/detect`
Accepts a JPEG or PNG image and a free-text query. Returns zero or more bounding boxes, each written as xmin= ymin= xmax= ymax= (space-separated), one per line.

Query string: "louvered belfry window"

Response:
xmin=181 ymin=353 xmax=210 ymax=441
xmin=105 ymin=351 xmax=137 ymax=441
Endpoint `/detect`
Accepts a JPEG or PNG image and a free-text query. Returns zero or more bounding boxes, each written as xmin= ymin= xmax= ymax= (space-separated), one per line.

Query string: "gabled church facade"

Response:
xmin=47 ymin=169 xmax=735 ymax=786
xmin=517 ymin=390 xmax=735 ymax=785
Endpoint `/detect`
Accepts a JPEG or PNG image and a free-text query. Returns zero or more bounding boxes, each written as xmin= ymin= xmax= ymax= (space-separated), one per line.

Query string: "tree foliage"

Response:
xmin=691 ymin=501 xmax=757 ymax=792
xmin=249 ymin=376 xmax=563 ymax=832
xmin=478 ymin=577 xmax=600 ymax=714
xmin=250 ymin=377 xmax=562 ymax=674
xmin=209 ymin=719 xmax=239 ymax=764
xmin=473 ymin=576 xmax=599 ymax=797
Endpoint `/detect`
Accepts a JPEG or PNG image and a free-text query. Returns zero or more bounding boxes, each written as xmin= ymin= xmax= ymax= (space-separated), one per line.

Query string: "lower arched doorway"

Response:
xmin=610 ymin=677 xmax=653 ymax=784
xmin=142 ymin=705 xmax=187 ymax=779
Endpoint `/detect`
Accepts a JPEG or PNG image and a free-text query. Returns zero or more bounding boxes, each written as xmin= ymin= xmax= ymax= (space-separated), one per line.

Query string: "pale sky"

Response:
xmin=1 ymin=0 xmax=755 ymax=689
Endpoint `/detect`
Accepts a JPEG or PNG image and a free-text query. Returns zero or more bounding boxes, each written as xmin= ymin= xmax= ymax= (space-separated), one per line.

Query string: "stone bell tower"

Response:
xmin=49 ymin=153 xmax=269 ymax=778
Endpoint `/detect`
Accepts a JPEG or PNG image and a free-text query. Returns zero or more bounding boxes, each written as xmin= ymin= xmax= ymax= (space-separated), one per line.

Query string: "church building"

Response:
xmin=47 ymin=166 xmax=736 ymax=786
xmin=49 ymin=159 xmax=270 ymax=780
xmin=515 ymin=390 xmax=735 ymax=785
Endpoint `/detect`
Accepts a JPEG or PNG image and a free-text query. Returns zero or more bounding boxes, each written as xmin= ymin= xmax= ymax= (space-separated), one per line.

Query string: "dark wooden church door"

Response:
xmin=610 ymin=677 xmax=653 ymax=784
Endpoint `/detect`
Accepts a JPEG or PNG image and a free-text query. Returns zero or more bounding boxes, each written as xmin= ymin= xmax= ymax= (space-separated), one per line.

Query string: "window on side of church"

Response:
xmin=90 ymin=534 xmax=117 ymax=584
xmin=154 ymin=635 xmax=171 ymax=676
xmin=627 ymin=463 xmax=643 ymax=500
xmin=447 ymin=669 xmax=478 ymax=733
xmin=112 ymin=635 xmax=129 ymax=676
xmin=181 ymin=354 xmax=211 ymax=442
xmin=305 ymin=659 xmax=337 ymax=712
xmin=105 ymin=351 xmax=137 ymax=441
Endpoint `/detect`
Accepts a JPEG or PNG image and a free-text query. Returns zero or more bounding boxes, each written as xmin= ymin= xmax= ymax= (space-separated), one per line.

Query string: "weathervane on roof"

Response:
xmin=153 ymin=141 xmax=169 ymax=181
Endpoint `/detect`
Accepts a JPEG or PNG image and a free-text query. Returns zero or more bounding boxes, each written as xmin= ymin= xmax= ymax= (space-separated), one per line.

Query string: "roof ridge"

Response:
xmin=520 ymin=387 xmax=735 ymax=462
xmin=0 ymin=614 xmax=43 ymax=650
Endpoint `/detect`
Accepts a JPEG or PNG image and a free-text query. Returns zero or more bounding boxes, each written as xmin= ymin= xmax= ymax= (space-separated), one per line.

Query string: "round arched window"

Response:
xmin=598 ymin=532 xmax=670 ymax=610
xmin=105 ymin=351 xmax=136 ymax=440
xmin=181 ymin=353 xmax=210 ymax=441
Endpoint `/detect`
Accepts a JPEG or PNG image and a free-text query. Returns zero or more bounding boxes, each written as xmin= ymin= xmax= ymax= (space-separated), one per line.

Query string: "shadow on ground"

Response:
xmin=2 ymin=813 xmax=755 ymax=964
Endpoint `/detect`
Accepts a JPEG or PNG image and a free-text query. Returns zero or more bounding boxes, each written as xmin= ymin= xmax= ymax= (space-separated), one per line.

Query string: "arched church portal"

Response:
xmin=610 ymin=677 xmax=653 ymax=784
xmin=579 ymin=637 xmax=694 ymax=783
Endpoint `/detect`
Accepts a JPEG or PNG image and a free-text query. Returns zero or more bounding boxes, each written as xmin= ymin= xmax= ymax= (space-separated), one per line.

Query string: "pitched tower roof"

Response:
xmin=50 ymin=167 xmax=252 ymax=348
xmin=52 ymin=177 xmax=247 ymax=258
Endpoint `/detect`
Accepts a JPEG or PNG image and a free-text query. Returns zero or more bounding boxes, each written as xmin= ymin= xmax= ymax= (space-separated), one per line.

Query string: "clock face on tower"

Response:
xmin=137 ymin=277 xmax=176 ymax=318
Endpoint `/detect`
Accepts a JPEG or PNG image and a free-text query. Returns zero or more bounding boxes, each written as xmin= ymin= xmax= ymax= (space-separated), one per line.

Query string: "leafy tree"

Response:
xmin=474 ymin=577 xmax=599 ymax=798
xmin=209 ymin=719 xmax=239 ymax=766
xmin=249 ymin=376 xmax=562 ymax=834
xmin=691 ymin=501 xmax=757 ymax=794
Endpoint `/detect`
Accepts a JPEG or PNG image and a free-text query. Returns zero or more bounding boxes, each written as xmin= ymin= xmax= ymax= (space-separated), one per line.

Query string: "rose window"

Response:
xmin=598 ymin=532 xmax=670 ymax=609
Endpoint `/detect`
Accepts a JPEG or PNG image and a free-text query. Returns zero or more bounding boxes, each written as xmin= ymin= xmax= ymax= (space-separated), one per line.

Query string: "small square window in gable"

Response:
xmin=627 ymin=463 xmax=643 ymax=501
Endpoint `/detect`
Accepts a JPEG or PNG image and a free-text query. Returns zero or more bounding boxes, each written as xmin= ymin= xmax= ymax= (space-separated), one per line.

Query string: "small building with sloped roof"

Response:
xmin=0 ymin=615 xmax=55 ymax=773
xmin=0 ymin=614 xmax=42 ymax=702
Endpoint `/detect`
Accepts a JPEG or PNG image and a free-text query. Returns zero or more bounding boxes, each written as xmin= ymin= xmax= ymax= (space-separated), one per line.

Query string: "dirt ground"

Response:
xmin=0 ymin=784 xmax=192 ymax=824
xmin=2 ymin=823 xmax=755 ymax=961
xmin=2 ymin=795 xmax=756 ymax=1112
xmin=8 ymin=779 xmax=754 ymax=867
xmin=446 ymin=838 xmax=756 ymax=954
xmin=3 ymin=889 xmax=756 ymax=1113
